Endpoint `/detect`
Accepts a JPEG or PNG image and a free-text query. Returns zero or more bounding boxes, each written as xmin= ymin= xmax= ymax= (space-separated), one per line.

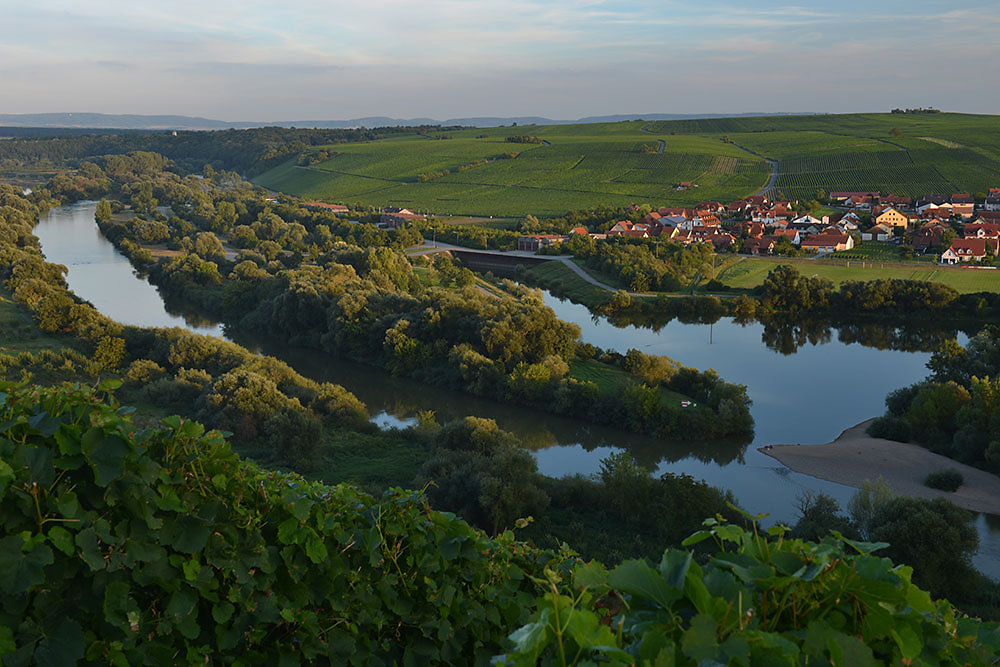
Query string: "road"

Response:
xmin=408 ymin=241 xmax=734 ymax=298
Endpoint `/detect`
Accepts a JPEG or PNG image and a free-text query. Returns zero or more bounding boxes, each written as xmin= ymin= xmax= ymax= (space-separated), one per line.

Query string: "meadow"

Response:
xmin=718 ymin=256 xmax=1000 ymax=293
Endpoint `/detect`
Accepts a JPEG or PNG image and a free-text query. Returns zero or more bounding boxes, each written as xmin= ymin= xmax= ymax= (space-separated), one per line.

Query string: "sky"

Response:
xmin=2 ymin=0 xmax=998 ymax=121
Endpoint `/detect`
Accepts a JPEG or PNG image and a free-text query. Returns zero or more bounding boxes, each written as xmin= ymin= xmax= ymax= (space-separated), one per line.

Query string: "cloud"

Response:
xmin=1 ymin=1 xmax=999 ymax=119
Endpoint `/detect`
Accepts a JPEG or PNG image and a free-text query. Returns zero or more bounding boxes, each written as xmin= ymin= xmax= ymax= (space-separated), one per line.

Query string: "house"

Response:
xmin=976 ymin=211 xmax=1000 ymax=224
xmin=696 ymin=201 xmax=725 ymax=214
xmin=830 ymin=191 xmax=879 ymax=203
xmin=801 ymin=231 xmax=854 ymax=253
xmin=517 ymin=234 xmax=568 ymax=251
xmin=659 ymin=214 xmax=688 ymax=228
xmin=658 ymin=207 xmax=693 ymax=219
xmin=910 ymin=221 xmax=949 ymax=251
xmin=940 ymin=238 xmax=988 ymax=264
xmin=917 ymin=194 xmax=949 ymax=208
xmin=305 ymin=202 xmax=349 ymax=214
xmin=965 ymin=222 xmax=1000 ymax=238
xmin=607 ymin=220 xmax=637 ymax=234
xmin=736 ymin=221 xmax=765 ymax=238
xmin=787 ymin=220 xmax=821 ymax=236
xmin=769 ymin=229 xmax=801 ymax=245
xmin=742 ymin=237 xmax=775 ymax=255
xmin=950 ymin=193 xmax=975 ymax=218
xmin=883 ymin=194 xmax=912 ymax=209
xmin=916 ymin=202 xmax=953 ymax=218
xmin=874 ymin=207 xmax=909 ymax=228
xmin=985 ymin=189 xmax=1000 ymax=211
xmin=727 ymin=200 xmax=751 ymax=214
xmin=845 ymin=194 xmax=878 ymax=209
xmin=861 ymin=223 xmax=894 ymax=242
xmin=569 ymin=226 xmax=589 ymax=235
xmin=790 ymin=214 xmax=827 ymax=227
xmin=381 ymin=209 xmax=427 ymax=227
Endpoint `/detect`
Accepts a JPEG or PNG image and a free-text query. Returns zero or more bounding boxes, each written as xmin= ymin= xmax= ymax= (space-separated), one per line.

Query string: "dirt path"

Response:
xmin=762 ymin=420 xmax=1000 ymax=515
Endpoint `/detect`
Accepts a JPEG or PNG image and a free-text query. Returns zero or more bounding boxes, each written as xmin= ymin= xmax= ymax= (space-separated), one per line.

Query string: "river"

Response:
xmin=32 ymin=201 xmax=1000 ymax=577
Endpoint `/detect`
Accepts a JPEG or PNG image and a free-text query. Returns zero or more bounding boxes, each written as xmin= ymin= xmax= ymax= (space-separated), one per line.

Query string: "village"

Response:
xmin=517 ymin=188 xmax=1000 ymax=265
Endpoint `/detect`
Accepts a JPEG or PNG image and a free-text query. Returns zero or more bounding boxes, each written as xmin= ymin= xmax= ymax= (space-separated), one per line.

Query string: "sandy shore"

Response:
xmin=762 ymin=419 xmax=1000 ymax=515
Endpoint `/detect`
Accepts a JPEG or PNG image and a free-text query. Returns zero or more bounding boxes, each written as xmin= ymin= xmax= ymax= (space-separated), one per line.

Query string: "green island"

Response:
xmin=3 ymin=114 xmax=1000 ymax=662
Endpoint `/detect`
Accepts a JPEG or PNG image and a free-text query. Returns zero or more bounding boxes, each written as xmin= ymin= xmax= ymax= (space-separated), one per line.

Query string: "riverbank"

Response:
xmin=762 ymin=420 xmax=1000 ymax=515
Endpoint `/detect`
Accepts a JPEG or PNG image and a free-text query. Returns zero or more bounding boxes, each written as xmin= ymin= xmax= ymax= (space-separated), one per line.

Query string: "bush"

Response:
xmin=925 ymin=468 xmax=964 ymax=492
xmin=867 ymin=415 xmax=912 ymax=442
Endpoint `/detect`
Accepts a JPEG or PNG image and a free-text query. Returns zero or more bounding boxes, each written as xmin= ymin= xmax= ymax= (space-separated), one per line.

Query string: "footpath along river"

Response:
xmin=33 ymin=201 xmax=1000 ymax=577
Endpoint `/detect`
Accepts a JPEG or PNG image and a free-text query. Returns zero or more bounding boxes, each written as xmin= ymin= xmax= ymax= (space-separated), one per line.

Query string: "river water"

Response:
xmin=33 ymin=201 xmax=1000 ymax=576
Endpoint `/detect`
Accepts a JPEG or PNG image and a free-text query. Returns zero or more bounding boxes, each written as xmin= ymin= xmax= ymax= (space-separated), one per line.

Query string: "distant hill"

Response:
xmin=0 ymin=111 xmax=817 ymax=131
xmin=251 ymin=112 xmax=1000 ymax=216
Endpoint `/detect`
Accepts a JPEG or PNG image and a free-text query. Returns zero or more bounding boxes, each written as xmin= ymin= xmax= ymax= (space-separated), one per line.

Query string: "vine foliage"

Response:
xmin=0 ymin=381 xmax=562 ymax=665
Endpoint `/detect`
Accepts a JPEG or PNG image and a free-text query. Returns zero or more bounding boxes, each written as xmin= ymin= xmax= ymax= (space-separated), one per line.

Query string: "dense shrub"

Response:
xmin=925 ymin=468 xmax=965 ymax=492
xmin=867 ymin=415 xmax=912 ymax=442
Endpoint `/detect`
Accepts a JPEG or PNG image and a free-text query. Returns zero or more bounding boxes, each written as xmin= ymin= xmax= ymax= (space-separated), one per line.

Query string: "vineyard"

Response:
xmin=254 ymin=113 xmax=1000 ymax=217
xmin=253 ymin=123 xmax=772 ymax=216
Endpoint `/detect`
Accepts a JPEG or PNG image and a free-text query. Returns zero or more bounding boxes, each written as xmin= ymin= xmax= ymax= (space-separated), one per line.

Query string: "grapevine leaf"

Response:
xmin=47 ymin=526 xmax=75 ymax=556
xmin=0 ymin=535 xmax=54 ymax=594
xmin=81 ymin=428 xmax=131 ymax=486
xmin=608 ymin=559 xmax=683 ymax=609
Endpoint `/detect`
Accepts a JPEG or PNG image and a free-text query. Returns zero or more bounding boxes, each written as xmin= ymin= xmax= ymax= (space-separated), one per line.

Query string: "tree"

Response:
xmin=869 ymin=496 xmax=979 ymax=599
xmin=95 ymin=198 xmax=112 ymax=224
xmin=790 ymin=492 xmax=857 ymax=541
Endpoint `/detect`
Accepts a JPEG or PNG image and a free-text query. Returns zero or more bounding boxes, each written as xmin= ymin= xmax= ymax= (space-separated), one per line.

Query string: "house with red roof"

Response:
xmin=742 ymin=237 xmax=775 ymax=255
xmin=801 ymin=230 xmax=854 ymax=253
xmin=951 ymin=194 xmax=975 ymax=218
xmin=941 ymin=238 xmax=988 ymax=264
xmin=964 ymin=222 xmax=999 ymax=239
xmin=910 ymin=221 xmax=949 ymax=251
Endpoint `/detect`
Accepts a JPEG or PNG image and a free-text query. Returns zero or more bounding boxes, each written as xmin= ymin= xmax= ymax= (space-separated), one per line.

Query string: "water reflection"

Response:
xmin=32 ymin=203 xmax=1000 ymax=578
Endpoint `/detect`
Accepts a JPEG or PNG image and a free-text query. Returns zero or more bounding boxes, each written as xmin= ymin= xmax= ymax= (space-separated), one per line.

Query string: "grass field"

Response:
xmin=717 ymin=257 xmax=1000 ymax=293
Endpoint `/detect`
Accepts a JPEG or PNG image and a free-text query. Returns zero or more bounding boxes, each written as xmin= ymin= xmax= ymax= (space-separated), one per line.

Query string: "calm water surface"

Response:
xmin=34 ymin=202 xmax=1000 ymax=577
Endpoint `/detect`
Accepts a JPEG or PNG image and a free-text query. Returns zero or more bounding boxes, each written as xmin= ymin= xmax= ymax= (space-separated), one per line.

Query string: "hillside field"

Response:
xmin=253 ymin=113 xmax=1000 ymax=217
xmin=253 ymin=121 xmax=771 ymax=216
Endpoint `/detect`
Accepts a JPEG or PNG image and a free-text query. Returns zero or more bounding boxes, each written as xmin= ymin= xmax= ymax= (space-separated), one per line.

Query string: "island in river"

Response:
xmin=763 ymin=420 xmax=1000 ymax=515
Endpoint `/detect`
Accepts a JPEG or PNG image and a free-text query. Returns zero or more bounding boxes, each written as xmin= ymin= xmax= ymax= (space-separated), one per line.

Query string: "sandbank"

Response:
xmin=762 ymin=419 xmax=1000 ymax=515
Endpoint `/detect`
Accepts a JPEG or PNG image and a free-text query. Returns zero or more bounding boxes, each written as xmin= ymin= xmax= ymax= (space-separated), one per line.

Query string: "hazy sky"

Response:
xmin=3 ymin=1 xmax=998 ymax=120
